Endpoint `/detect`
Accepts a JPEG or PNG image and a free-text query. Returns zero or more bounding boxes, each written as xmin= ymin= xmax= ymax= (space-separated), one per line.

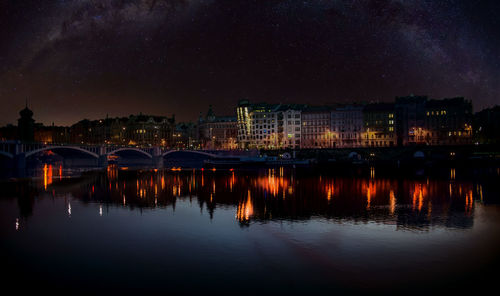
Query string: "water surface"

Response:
xmin=1 ymin=166 xmax=500 ymax=294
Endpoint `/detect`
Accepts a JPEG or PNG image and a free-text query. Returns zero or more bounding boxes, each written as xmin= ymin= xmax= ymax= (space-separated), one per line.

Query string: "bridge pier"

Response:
xmin=152 ymin=156 xmax=164 ymax=169
xmin=14 ymin=153 xmax=26 ymax=171
xmin=98 ymin=155 xmax=108 ymax=168
xmin=152 ymin=147 xmax=163 ymax=169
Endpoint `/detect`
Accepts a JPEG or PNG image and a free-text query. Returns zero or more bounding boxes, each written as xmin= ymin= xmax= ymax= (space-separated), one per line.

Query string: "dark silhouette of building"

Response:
xmin=395 ymin=95 xmax=427 ymax=146
xmin=18 ymin=104 xmax=35 ymax=143
xmin=474 ymin=106 xmax=500 ymax=144
xmin=424 ymin=97 xmax=473 ymax=145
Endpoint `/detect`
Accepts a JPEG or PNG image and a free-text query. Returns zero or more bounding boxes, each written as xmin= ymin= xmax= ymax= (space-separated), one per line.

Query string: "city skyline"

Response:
xmin=0 ymin=93 xmax=492 ymax=127
xmin=1 ymin=0 xmax=499 ymax=126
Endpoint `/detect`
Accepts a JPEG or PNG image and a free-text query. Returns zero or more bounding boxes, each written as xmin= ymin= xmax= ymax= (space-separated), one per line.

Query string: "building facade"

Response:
xmin=301 ymin=106 xmax=332 ymax=149
xmin=395 ymin=95 xmax=427 ymax=146
xmin=236 ymin=101 xmax=305 ymax=149
xmin=198 ymin=106 xmax=238 ymax=150
xmin=363 ymin=103 xmax=396 ymax=147
xmin=424 ymin=97 xmax=473 ymax=145
xmin=331 ymin=104 xmax=364 ymax=148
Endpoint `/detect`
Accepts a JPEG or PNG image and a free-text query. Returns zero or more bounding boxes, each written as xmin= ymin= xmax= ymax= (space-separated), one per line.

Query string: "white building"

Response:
xmin=236 ymin=100 xmax=305 ymax=149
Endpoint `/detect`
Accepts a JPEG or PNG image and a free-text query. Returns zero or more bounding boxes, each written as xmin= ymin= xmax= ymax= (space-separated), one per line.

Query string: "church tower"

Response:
xmin=18 ymin=101 xmax=35 ymax=143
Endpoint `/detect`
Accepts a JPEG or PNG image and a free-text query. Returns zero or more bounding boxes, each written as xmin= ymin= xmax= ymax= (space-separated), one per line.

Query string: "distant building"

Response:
xmin=331 ymin=104 xmax=364 ymax=148
xmin=236 ymin=100 xmax=305 ymax=149
xmin=395 ymin=95 xmax=427 ymax=146
xmin=125 ymin=114 xmax=175 ymax=146
xmin=363 ymin=103 xmax=396 ymax=147
xmin=473 ymin=106 xmax=500 ymax=145
xmin=424 ymin=97 xmax=473 ymax=145
xmin=0 ymin=124 xmax=18 ymax=141
xmin=236 ymin=101 xmax=281 ymax=149
xmin=198 ymin=106 xmax=238 ymax=150
xmin=69 ymin=114 xmax=175 ymax=146
xmin=174 ymin=122 xmax=198 ymax=149
xmin=301 ymin=106 xmax=332 ymax=149
xmin=34 ymin=123 xmax=70 ymax=144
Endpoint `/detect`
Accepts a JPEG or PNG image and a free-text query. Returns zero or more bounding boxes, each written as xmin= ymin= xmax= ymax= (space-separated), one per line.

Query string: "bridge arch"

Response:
xmin=107 ymin=148 xmax=152 ymax=159
xmin=25 ymin=146 xmax=99 ymax=159
xmin=162 ymin=150 xmax=218 ymax=158
xmin=0 ymin=151 xmax=13 ymax=159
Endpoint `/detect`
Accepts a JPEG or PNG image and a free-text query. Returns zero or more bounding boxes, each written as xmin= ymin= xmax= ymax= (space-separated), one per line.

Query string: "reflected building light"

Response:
xmin=15 ymin=218 xmax=19 ymax=231
xmin=43 ymin=164 xmax=48 ymax=190
xmin=123 ymin=195 xmax=126 ymax=205
xmin=418 ymin=185 xmax=423 ymax=212
xmin=59 ymin=165 xmax=62 ymax=181
xmin=412 ymin=186 xmax=417 ymax=211
xmin=99 ymin=204 xmax=103 ymax=216
xmin=366 ymin=185 xmax=371 ymax=210
xmin=48 ymin=164 xmax=53 ymax=186
xmin=236 ymin=190 xmax=254 ymax=222
xmin=466 ymin=189 xmax=473 ymax=215
xmin=68 ymin=202 xmax=72 ymax=217
xmin=389 ymin=190 xmax=396 ymax=215
xmin=479 ymin=185 xmax=483 ymax=203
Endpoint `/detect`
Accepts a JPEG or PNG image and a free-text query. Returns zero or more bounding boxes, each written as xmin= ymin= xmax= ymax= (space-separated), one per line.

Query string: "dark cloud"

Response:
xmin=0 ymin=0 xmax=499 ymax=125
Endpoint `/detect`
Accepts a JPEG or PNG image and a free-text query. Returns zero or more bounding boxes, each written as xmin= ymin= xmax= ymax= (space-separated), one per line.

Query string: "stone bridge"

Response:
xmin=0 ymin=141 xmax=245 ymax=169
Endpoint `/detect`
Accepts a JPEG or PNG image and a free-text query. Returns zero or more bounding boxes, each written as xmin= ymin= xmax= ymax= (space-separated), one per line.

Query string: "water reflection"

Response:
xmin=7 ymin=164 xmax=499 ymax=231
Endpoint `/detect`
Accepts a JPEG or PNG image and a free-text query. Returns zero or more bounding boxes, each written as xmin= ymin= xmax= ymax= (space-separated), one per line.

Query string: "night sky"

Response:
xmin=1 ymin=0 xmax=499 ymax=126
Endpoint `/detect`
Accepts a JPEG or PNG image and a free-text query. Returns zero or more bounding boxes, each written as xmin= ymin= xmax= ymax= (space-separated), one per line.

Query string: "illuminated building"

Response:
xmin=174 ymin=122 xmax=198 ymax=149
xmin=363 ymin=103 xmax=396 ymax=147
xmin=237 ymin=100 xmax=281 ymax=149
xmin=395 ymin=95 xmax=427 ymax=146
xmin=236 ymin=100 xmax=305 ymax=149
xmin=69 ymin=114 xmax=175 ymax=146
xmin=331 ymin=104 xmax=364 ymax=148
xmin=34 ymin=124 xmax=70 ymax=144
xmin=424 ymin=97 xmax=473 ymax=145
xmin=301 ymin=106 xmax=333 ymax=148
xmin=198 ymin=105 xmax=238 ymax=150
xmin=279 ymin=105 xmax=305 ymax=149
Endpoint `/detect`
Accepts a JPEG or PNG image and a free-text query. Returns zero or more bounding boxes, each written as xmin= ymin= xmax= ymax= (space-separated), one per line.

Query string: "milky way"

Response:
xmin=0 ymin=0 xmax=499 ymax=125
